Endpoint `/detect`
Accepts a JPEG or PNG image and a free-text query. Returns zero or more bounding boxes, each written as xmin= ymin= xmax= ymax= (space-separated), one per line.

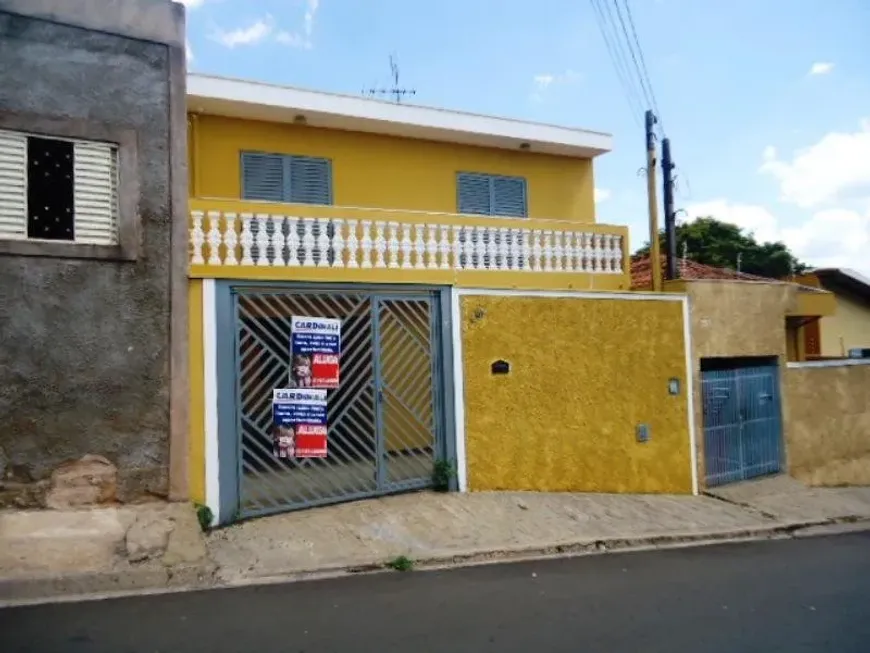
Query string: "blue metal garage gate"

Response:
xmin=701 ymin=359 xmax=784 ymax=487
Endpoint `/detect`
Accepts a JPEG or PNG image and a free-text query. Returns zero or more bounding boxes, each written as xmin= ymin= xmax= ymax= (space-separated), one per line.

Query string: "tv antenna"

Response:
xmin=363 ymin=54 xmax=416 ymax=104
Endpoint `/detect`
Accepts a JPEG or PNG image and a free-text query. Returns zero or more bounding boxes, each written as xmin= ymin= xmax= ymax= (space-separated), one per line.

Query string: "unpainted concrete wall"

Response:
xmin=461 ymin=294 xmax=693 ymax=494
xmin=785 ymin=362 xmax=870 ymax=486
xmin=0 ymin=3 xmax=187 ymax=506
xmin=681 ymin=281 xmax=797 ymax=487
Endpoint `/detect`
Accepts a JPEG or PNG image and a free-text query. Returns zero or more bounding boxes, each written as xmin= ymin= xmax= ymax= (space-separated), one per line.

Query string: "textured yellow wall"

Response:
xmin=461 ymin=295 xmax=693 ymax=493
xmin=785 ymin=362 xmax=870 ymax=486
xmin=192 ymin=114 xmax=596 ymax=222
xmin=820 ymin=293 xmax=870 ymax=357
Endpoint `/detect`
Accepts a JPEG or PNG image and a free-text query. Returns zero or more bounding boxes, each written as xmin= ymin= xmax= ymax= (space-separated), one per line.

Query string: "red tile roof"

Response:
xmin=630 ymin=255 xmax=773 ymax=290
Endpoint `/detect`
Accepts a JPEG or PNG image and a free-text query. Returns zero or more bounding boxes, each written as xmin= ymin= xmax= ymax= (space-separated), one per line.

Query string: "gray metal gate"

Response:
xmin=702 ymin=362 xmax=783 ymax=487
xmin=232 ymin=286 xmax=447 ymax=519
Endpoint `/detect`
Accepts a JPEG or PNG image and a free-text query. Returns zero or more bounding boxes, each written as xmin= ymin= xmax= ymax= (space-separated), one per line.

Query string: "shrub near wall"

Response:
xmin=785 ymin=362 xmax=870 ymax=486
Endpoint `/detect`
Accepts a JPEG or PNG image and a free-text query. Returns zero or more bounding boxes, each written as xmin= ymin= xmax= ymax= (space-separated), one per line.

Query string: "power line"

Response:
xmin=610 ymin=0 xmax=655 ymax=111
xmin=588 ymin=0 xmax=644 ymax=127
xmin=621 ymin=0 xmax=662 ymax=122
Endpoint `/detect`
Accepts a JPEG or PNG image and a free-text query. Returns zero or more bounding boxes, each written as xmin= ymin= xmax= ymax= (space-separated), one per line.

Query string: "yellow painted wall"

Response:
xmin=188 ymin=279 xmax=205 ymax=504
xmin=820 ymin=293 xmax=870 ymax=357
xmin=461 ymin=295 xmax=693 ymax=493
xmin=191 ymin=114 xmax=596 ymax=222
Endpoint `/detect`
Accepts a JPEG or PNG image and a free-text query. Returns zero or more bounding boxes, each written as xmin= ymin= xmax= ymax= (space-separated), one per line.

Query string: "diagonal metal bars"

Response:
xmin=377 ymin=298 xmax=437 ymax=486
xmin=234 ymin=288 xmax=441 ymax=517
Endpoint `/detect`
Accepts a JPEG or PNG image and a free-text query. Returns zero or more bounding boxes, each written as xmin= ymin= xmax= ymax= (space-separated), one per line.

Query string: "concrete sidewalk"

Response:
xmin=0 ymin=502 xmax=214 ymax=603
xmin=207 ymin=479 xmax=870 ymax=584
xmin=2 ymin=478 xmax=869 ymax=604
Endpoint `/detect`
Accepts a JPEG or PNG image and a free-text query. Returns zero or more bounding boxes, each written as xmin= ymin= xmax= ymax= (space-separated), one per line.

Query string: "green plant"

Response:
xmin=432 ymin=458 xmax=457 ymax=492
xmin=385 ymin=555 xmax=415 ymax=572
xmin=195 ymin=503 xmax=213 ymax=532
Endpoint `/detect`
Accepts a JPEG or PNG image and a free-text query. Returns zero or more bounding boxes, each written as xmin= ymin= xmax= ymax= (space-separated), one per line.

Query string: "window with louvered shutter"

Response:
xmin=457 ymin=172 xmax=528 ymax=218
xmin=241 ymin=151 xmax=332 ymax=205
xmin=241 ymin=152 xmax=285 ymax=202
xmin=0 ymin=129 xmax=119 ymax=245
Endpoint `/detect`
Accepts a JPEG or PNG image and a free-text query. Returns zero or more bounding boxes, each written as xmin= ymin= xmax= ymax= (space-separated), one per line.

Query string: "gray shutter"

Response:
xmin=241 ymin=152 xmax=285 ymax=202
xmin=492 ymin=175 xmax=527 ymax=218
xmin=457 ymin=173 xmax=492 ymax=215
xmin=287 ymin=155 xmax=332 ymax=205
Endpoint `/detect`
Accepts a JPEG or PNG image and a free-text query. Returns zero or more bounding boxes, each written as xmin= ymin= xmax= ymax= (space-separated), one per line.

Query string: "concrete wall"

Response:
xmin=677 ymin=280 xmax=797 ymax=487
xmin=191 ymin=114 xmax=597 ymax=223
xmin=785 ymin=361 xmax=870 ymax=486
xmin=0 ymin=1 xmax=188 ymax=506
xmin=460 ymin=293 xmax=694 ymax=494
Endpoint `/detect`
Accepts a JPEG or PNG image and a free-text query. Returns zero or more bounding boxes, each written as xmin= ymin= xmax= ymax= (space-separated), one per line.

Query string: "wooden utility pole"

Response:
xmin=645 ymin=110 xmax=662 ymax=291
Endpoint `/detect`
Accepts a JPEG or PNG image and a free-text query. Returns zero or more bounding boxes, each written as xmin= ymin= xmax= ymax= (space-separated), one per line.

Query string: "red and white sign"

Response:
xmin=294 ymin=424 xmax=328 ymax=458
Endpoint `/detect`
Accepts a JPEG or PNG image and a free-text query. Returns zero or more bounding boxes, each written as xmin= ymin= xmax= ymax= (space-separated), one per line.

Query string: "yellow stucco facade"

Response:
xmin=460 ymin=294 xmax=694 ymax=494
xmin=188 ymin=279 xmax=205 ymax=505
xmin=819 ymin=293 xmax=870 ymax=357
xmin=189 ymin=114 xmax=597 ymax=222
xmin=185 ymin=108 xmax=652 ymax=510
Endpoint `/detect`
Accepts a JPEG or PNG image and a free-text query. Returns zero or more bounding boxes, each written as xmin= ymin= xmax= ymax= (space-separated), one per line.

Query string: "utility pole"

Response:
xmin=661 ymin=137 xmax=677 ymax=280
xmin=645 ymin=110 xmax=662 ymax=292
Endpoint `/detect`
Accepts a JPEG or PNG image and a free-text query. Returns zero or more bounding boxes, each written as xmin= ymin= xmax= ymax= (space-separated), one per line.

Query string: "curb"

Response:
xmin=216 ymin=516 xmax=870 ymax=587
xmin=0 ymin=563 xmax=217 ymax=606
xmin=2 ymin=517 xmax=868 ymax=607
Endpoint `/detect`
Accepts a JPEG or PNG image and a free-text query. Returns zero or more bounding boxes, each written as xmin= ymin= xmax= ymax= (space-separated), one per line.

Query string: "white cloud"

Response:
xmin=759 ymin=120 xmax=870 ymax=208
xmin=177 ymin=0 xmax=206 ymax=7
xmin=780 ymin=208 xmax=870 ymax=271
xmin=678 ymin=120 xmax=870 ymax=275
xmin=276 ymin=0 xmax=320 ymax=49
xmin=186 ymin=39 xmax=194 ymax=63
xmin=683 ymin=199 xmax=870 ymax=275
xmin=534 ymin=74 xmax=555 ymax=89
xmin=594 ymin=188 xmax=612 ymax=203
xmin=212 ymin=16 xmax=273 ymax=47
xmin=534 ymin=69 xmax=580 ymax=89
xmin=808 ymin=62 xmax=834 ymax=76
xmin=530 ymin=70 xmax=581 ymax=102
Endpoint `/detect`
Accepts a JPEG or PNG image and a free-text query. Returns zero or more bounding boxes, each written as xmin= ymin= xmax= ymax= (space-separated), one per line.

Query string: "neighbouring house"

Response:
xmin=631 ymin=255 xmax=837 ymax=364
xmin=187 ymin=74 xmax=697 ymax=525
xmin=0 ymin=0 xmax=188 ymax=509
xmin=630 ymin=256 xmax=867 ymax=491
xmin=794 ymin=268 xmax=870 ymax=359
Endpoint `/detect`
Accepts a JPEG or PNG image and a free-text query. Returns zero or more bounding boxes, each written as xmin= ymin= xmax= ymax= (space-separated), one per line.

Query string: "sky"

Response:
xmin=182 ymin=0 xmax=870 ymax=276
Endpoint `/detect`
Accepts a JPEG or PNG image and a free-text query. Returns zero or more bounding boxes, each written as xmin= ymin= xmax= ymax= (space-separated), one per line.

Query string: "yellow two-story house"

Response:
xmin=187 ymin=74 xmax=696 ymax=525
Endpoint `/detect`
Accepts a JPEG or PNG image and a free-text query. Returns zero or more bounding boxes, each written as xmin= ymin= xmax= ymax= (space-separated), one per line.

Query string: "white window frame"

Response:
xmin=0 ymin=129 xmax=120 ymax=246
xmin=0 ymin=113 xmax=139 ymax=261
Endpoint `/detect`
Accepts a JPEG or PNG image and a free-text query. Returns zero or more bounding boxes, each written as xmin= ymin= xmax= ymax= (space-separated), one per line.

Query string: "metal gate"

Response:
xmin=702 ymin=363 xmax=783 ymax=487
xmin=232 ymin=286 xmax=447 ymax=519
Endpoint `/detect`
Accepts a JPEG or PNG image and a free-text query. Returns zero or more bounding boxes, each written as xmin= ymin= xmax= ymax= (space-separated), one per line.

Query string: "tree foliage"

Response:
xmin=633 ymin=217 xmax=808 ymax=279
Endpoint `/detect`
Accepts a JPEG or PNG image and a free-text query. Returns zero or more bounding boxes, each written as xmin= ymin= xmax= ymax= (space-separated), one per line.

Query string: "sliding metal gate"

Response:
xmin=702 ymin=363 xmax=783 ymax=487
xmin=233 ymin=286 xmax=446 ymax=519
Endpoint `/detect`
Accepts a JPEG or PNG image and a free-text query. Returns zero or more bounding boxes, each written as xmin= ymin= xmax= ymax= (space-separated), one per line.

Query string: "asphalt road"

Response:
xmin=2 ymin=532 xmax=869 ymax=653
